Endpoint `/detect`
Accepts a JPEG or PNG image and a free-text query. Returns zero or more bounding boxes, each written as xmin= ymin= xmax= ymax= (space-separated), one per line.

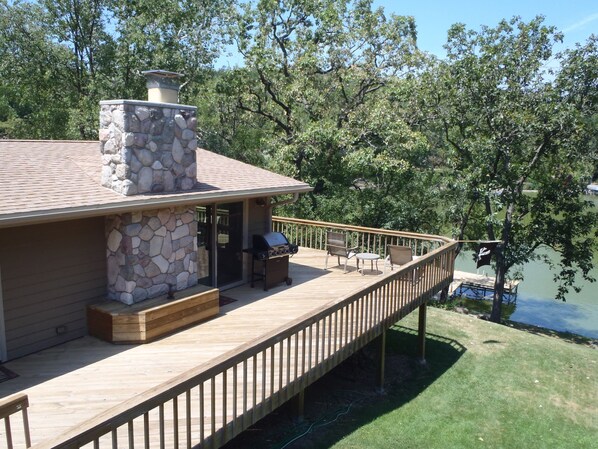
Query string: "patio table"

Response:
xmin=356 ymin=252 xmax=381 ymax=275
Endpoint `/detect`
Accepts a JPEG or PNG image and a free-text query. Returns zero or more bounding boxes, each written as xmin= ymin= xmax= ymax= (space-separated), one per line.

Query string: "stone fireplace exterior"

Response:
xmin=100 ymin=82 xmax=201 ymax=304
xmin=106 ymin=207 xmax=198 ymax=305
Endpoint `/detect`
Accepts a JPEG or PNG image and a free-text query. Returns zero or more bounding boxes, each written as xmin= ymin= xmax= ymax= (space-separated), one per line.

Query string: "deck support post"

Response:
xmin=417 ymin=302 xmax=427 ymax=363
xmin=376 ymin=330 xmax=386 ymax=392
xmin=291 ymin=389 xmax=305 ymax=422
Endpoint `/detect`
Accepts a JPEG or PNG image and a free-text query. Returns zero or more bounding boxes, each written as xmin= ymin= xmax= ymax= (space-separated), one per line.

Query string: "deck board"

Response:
xmin=0 ymin=248 xmax=385 ymax=447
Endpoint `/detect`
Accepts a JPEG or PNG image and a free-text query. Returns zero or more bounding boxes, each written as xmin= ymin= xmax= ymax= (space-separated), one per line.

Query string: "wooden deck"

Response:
xmin=0 ymin=248 xmax=391 ymax=448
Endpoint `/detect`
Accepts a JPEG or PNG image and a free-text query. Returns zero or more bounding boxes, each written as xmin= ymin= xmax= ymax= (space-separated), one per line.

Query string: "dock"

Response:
xmin=449 ymin=270 xmax=520 ymax=303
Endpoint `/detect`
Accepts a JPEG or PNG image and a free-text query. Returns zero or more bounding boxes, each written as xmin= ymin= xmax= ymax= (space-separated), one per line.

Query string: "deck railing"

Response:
xmin=0 ymin=393 xmax=31 ymax=449
xmin=272 ymin=216 xmax=448 ymax=257
xmin=32 ymin=219 xmax=456 ymax=449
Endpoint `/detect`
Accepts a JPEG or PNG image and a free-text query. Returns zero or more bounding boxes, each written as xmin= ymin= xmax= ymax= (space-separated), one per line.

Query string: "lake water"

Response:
xmin=454 ymin=196 xmax=598 ymax=339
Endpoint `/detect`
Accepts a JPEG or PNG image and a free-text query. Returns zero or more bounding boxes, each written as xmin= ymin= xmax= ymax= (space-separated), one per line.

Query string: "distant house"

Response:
xmin=0 ymin=73 xmax=311 ymax=361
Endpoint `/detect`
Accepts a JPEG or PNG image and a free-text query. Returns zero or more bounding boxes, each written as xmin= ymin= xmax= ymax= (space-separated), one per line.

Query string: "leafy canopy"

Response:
xmin=418 ymin=16 xmax=598 ymax=319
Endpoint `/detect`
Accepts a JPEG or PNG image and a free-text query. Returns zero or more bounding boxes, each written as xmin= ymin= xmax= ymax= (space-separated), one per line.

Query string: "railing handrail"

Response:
xmin=273 ymin=216 xmax=454 ymax=244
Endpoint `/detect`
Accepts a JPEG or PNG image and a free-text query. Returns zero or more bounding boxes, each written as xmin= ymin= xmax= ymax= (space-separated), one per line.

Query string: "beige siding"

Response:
xmin=0 ymin=218 xmax=106 ymax=360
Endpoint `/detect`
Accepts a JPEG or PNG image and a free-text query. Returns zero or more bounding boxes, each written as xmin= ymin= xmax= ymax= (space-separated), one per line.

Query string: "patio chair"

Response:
xmin=384 ymin=245 xmax=413 ymax=273
xmin=325 ymin=231 xmax=359 ymax=273
xmin=385 ymin=244 xmax=424 ymax=283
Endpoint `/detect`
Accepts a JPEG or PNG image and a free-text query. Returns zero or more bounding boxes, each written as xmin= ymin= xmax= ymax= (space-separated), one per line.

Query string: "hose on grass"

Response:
xmin=277 ymin=401 xmax=355 ymax=449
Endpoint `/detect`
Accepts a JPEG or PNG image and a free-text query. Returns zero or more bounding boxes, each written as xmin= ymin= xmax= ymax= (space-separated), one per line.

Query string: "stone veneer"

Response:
xmin=99 ymin=100 xmax=197 ymax=196
xmin=106 ymin=207 xmax=198 ymax=305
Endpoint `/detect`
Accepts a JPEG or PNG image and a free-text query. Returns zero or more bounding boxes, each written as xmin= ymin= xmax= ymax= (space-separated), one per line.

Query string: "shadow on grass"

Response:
xmin=223 ymin=324 xmax=466 ymax=449
xmin=504 ymin=319 xmax=596 ymax=347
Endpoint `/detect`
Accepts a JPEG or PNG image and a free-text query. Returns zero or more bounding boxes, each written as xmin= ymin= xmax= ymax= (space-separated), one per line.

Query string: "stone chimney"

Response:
xmin=101 ymin=71 xmax=199 ymax=305
xmin=99 ymin=70 xmax=197 ymax=196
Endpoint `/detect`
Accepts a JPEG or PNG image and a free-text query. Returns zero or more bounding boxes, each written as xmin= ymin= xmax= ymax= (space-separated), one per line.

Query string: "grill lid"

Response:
xmin=248 ymin=232 xmax=298 ymax=260
xmin=254 ymin=232 xmax=289 ymax=249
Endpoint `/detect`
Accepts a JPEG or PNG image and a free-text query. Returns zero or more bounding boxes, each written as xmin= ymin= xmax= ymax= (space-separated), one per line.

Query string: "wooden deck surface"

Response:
xmin=0 ymin=248 xmax=384 ymax=447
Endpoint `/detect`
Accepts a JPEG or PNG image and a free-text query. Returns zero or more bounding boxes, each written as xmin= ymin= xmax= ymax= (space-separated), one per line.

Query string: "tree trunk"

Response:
xmin=438 ymin=285 xmax=450 ymax=304
xmin=491 ymin=201 xmax=514 ymax=323
xmin=490 ymin=248 xmax=506 ymax=323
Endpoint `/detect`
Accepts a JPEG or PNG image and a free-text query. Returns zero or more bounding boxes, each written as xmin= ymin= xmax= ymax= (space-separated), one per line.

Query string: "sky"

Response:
xmin=373 ymin=0 xmax=598 ymax=57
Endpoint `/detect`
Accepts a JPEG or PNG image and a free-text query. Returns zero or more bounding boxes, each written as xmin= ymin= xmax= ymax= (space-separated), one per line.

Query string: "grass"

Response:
xmin=224 ymin=308 xmax=597 ymax=449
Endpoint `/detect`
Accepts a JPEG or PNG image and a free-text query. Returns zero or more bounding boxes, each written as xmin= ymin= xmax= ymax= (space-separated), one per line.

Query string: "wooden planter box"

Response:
xmin=87 ymin=284 xmax=219 ymax=344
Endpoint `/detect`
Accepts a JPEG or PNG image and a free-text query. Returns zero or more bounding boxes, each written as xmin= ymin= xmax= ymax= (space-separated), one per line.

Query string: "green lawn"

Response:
xmin=324 ymin=309 xmax=597 ymax=449
xmin=226 ymin=308 xmax=597 ymax=449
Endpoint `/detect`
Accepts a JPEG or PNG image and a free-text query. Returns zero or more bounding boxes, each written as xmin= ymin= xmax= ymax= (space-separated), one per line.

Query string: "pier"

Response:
xmin=449 ymin=270 xmax=519 ymax=303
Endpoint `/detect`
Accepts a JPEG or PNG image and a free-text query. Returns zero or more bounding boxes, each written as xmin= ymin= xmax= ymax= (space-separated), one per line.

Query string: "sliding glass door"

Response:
xmin=197 ymin=202 xmax=244 ymax=288
xmin=215 ymin=202 xmax=244 ymax=286
xmin=197 ymin=205 xmax=213 ymax=286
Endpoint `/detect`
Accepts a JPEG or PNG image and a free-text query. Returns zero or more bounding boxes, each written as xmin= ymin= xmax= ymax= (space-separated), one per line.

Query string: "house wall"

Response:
xmin=245 ymin=199 xmax=271 ymax=279
xmin=247 ymin=198 xmax=270 ymax=238
xmin=0 ymin=218 xmax=106 ymax=360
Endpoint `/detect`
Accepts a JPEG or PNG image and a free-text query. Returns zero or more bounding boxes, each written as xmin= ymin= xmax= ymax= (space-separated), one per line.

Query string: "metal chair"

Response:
xmin=384 ymin=245 xmax=413 ymax=273
xmin=385 ymin=244 xmax=424 ymax=283
xmin=325 ymin=231 xmax=359 ymax=273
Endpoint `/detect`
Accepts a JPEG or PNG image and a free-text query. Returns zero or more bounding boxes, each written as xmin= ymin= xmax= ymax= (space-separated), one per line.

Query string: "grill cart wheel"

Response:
xmin=286 ymin=277 xmax=292 ymax=286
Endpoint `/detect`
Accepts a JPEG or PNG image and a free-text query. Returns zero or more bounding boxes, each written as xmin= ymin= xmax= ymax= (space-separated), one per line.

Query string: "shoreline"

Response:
xmin=437 ymin=301 xmax=597 ymax=349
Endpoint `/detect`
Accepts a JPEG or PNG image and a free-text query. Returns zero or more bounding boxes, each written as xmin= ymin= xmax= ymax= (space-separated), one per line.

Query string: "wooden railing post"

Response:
xmin=0 ymin=393 xmax=31 ymax=449
xmin=376 ymin=330 xmax=386 ymax=392
xmin=417 ymin=302 xmax=427 ymax=364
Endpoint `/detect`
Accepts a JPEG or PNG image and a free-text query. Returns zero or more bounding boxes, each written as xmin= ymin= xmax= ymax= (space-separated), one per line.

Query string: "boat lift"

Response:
xmin=449 ymin=270 xmax=520 ymax=304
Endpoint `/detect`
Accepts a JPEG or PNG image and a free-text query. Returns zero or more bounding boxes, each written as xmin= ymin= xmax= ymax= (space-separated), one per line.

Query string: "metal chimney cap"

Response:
xmin=142 ymin=70 xmax=184 ymax=104
xmin=142 ymin=70 xmax=184 ymax=90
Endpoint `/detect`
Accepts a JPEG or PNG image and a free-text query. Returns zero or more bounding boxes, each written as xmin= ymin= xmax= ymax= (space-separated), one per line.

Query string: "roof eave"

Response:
xmin=0 ymin=185 xmax=313 ymax=229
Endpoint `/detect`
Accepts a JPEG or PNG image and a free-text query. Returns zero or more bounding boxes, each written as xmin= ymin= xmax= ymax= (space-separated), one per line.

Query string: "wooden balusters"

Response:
xmin=0 ymin=393 xmax=31 ymax=449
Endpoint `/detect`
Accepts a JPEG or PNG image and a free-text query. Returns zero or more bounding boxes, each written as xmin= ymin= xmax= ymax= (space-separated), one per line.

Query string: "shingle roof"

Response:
xmin=0 ymin=140 xmax=311 ymax=227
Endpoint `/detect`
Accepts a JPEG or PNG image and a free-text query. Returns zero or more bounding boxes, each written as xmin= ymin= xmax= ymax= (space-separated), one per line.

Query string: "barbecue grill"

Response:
xmin=245 ymin=232 xmax=298 ymax=290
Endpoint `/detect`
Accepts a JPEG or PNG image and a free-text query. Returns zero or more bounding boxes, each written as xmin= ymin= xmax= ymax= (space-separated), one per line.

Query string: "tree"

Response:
xmin=194 ymin=69 xmax=272 ymax=167
xmin=0 ymin=0 xmax=75 ymax=138
xmin=557 ymin=36 xmax=598 ymax=183
xmin=43 ymin=0 xmax=116 ymax=138
xmin=0 ymin=0 xmax=232 ymax=139
xmin=211 ymin=0 xmax=441 ymax=231
xmin=109 ymin=0 xmax=234 ymax=101
xmin=421 ymin=17 xmax=598 ymax=322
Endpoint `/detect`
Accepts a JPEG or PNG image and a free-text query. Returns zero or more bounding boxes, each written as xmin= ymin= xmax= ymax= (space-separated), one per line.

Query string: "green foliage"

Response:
xmin=0 ymin=0 xmax=231 ymax=139
xmin=209 ymin=0 xmax=442 ymax=231
xmin=416 ymin=16 xmax=598 ymax=320
xmin=0 ymin=0 xmax=73 ymax=138
xmin=557 ymin=36 xmax=598 ymax=182
xmin=1 ymin=0 xmax=596 ymax=311
xmin=109 ymin=0 xmax=234 ymax=100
